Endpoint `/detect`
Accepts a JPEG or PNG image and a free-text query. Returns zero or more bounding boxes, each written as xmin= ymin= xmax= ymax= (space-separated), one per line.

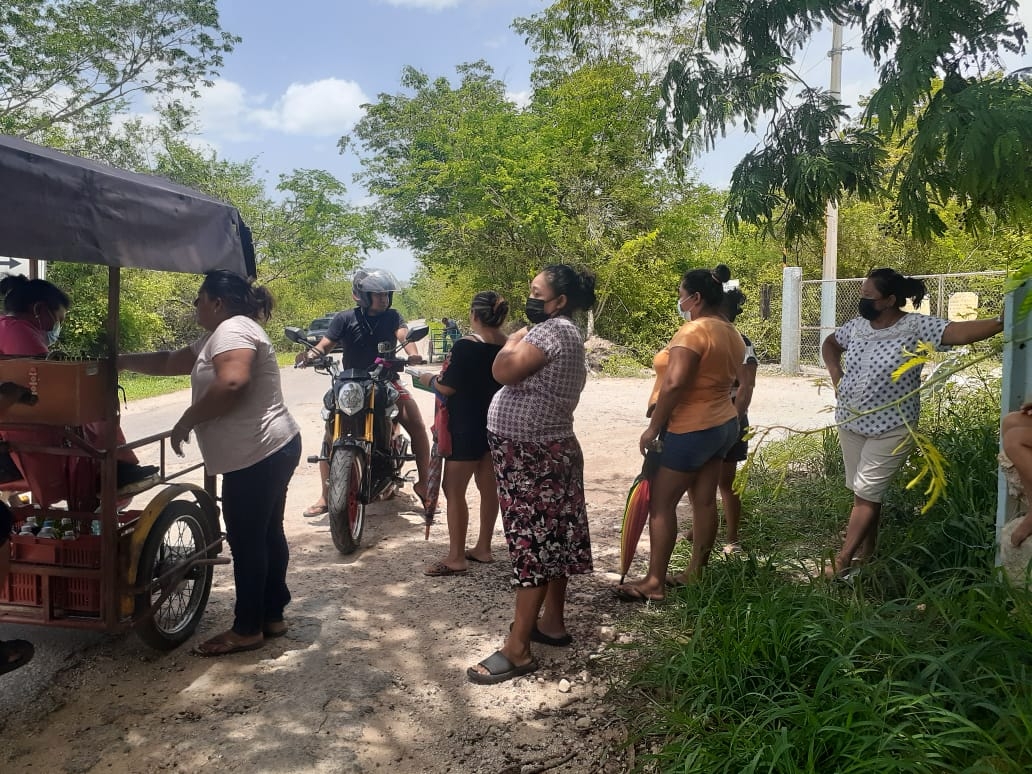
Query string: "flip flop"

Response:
xmin=194 ymin=630 xmax=264 ymax=657
xmin=464 ymin=552 xmax=494 ymax=564
xmin=0 ymin=639 xmax=34 ymax=676
xmin=509 ymin=622 xmax=573 ymax=647
xmin=467 ymin=650 xmax=538 ymax=685
xmin=613 ymin=585 xmax=664 ymax=604
xmin=664 ymin=574 xmax=688 ymax=589
xmin=302 ymin=504 xmax=328 ymax=517
xmin=424 ymin=561 xmax=468 ymax=577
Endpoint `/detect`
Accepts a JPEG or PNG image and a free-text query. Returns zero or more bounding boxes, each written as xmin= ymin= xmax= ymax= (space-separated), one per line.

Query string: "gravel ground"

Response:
xmin=0 ymin=369 xmax=834 ymax=773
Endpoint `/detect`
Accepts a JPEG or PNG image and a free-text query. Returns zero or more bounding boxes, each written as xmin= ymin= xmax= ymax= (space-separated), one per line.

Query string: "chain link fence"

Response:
xmin=794 ymin=272 xmax=1007 ymax=366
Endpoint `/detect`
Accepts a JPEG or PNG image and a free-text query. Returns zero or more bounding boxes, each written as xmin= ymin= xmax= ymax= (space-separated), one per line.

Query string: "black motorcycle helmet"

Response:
xmin=352 ymin=268 xmax=400 ymax=310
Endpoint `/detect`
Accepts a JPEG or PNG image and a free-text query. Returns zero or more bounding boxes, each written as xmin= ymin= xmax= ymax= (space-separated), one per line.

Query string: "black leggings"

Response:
xmin=221 ymin=434 xmax=301 ymax=636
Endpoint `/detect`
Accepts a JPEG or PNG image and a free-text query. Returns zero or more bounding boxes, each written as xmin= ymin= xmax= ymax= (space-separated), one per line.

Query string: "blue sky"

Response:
xmin=173 ymin=0 xmax=1032 ymax=279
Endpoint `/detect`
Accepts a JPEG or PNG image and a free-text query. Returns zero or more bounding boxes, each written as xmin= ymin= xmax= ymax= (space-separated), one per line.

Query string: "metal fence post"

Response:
xmin=781 ymin=266 xmax=802 ymax=375
xmin=998 ymin=281 xmax=1030 ymax=565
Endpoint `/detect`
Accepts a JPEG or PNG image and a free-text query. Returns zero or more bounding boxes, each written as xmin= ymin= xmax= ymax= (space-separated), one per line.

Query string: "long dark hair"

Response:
xmin=0 ymin=275 xmax=70 ymax=315
xmin=199 ymin=271 xmax=274 ymax=322
xmin=541 ymin=264 xmax=597 ymax=316
xmin=867 ymin=268 xmax=927 ymax=308
xmin=471 ymin=291 xmax=508 ymax=328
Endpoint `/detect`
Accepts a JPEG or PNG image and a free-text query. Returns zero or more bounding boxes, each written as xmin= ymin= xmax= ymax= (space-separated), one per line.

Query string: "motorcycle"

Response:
xmin=285 ymin=324 xmax=429 ymax=554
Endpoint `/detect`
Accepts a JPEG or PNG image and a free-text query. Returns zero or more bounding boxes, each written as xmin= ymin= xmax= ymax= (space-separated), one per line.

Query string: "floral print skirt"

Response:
xmin=487 ymin=431 xmax=593 ymax=588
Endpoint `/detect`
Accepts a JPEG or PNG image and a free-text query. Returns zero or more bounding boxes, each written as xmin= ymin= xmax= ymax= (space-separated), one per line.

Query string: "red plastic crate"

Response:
xmin=54 ymin=577 xmax=101 ymax=614
xmin=9 ymin=536 xmax=61 ymax=564
xmin=61 ymin=535 xmax=101 ymax=568
xmin=0 ymin=572 xmax=42 ymax=604
xmin=8 ymin=533 xmax=101 ymax=567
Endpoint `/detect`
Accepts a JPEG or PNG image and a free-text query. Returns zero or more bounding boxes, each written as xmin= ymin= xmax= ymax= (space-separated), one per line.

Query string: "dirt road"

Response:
xmin=0 ymin=369 xmax=833 ymax=773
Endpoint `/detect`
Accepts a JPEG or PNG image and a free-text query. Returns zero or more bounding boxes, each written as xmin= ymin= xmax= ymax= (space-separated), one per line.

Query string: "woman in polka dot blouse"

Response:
xmin=821 ymin=268 xmax=1003 ymax=579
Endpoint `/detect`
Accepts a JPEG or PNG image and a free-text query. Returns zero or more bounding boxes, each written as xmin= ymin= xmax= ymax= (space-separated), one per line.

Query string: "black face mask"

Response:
xmin=858 ymin=298 xmax=882 ymax=321
xmin=525 ymin=298 xmax=551 ymax=324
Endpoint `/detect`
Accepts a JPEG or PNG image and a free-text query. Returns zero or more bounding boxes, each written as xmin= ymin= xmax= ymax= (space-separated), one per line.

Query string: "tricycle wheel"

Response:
xmin=134 ymin=499 xmax=219 ymax=650
xmin=328 ymin=448 xmax=365 ymax=554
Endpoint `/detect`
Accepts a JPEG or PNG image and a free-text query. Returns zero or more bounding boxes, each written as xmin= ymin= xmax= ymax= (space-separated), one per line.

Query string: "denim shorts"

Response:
xmin=659 ymin=418 xmax=740 ymax=473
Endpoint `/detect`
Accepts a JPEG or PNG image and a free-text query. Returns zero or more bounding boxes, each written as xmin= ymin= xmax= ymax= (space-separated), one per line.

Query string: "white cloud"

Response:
xmin=255 ymin=79 xmax=368 ymax=135
xmin=506 ymin=89 xmax=531 ymax=108
xmin=186 ymin=77 xmax=369 ymax=142
xmin=191 ymin=80 xmax=259 ymax=142
xmin=380 ymin=0 xmax=460 ymax=9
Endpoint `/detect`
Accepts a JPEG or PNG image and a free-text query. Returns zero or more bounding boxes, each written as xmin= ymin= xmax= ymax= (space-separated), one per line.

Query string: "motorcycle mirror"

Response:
xmin=284 ymin=327 xmax=309 ymax=345
xmin=405 ymin=324 xmax=430 ymax=343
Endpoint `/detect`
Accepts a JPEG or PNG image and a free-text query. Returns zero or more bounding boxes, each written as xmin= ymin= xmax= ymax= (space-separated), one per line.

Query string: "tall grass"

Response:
xmin=609 ymin=381 xmax=1032 ymax=772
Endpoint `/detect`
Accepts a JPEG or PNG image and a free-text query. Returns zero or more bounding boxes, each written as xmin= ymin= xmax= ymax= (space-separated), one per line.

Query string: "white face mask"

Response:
xmin=676 ymin=297 xmax=692 ymax=322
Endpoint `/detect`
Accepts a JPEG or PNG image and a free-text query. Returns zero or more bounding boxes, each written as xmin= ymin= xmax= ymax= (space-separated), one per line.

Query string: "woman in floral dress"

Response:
xmin=467 ymin=264 xmax=596 ymax=685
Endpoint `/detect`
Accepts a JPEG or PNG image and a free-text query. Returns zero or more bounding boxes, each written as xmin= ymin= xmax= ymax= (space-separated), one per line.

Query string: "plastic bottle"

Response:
xmin=24 ymin=515 xmax=39 ymax=535
xmin=59 ymin=517 xmax=75 ymax=538
xmin=37 ymin=520 xmax=56 ymax=538
xmin=90 ymin=519 xmax=101 ymax=536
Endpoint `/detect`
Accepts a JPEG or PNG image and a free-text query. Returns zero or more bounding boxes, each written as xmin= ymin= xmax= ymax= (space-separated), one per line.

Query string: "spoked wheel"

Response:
xmin=134 ymin=499 xmax=219 ymax=650
xmin=328 ymin=448 xmax=365 ymax=554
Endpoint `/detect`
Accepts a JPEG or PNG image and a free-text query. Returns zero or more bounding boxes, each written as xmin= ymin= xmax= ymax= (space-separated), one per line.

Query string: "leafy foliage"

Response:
xmin=562 ymin=0 xmax=1030 ymax=242
xmin=609 ymin=383 xmax=1030 ymax=772
xmin=0 ymin=0 xmax=238 ymax=139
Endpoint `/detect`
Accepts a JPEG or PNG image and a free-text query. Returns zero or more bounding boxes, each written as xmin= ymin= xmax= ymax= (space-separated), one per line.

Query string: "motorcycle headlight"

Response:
xmin=336 ymin=381 xmax=367 ymax=415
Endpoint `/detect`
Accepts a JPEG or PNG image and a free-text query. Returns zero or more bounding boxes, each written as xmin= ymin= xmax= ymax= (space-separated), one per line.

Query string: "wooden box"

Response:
xmin=0 ymin=359 xmax=109 ymax=426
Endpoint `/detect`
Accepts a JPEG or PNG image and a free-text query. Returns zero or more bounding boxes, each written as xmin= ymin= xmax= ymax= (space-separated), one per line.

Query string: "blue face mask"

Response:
xmin=46 ymin=323 xmax=61 ymax=346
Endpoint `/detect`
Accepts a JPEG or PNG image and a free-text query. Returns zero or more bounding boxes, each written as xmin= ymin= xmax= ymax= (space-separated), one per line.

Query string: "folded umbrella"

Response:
xmin=423 ymin=439 xmax=443 ymax=539
xmin=618 ymin=450 xmax=660 ymax=583
xmin=422 ymin=379 xmax=448 ymax=538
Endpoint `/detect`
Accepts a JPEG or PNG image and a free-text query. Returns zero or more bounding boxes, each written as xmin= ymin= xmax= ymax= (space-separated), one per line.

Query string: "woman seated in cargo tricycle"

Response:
xmin=0 ymin=275 xmax=158 ymax=506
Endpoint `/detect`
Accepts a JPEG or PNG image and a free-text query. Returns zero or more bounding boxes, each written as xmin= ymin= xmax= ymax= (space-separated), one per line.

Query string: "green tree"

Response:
xmin=346 ymin=61 xmax=558 ymax=296
xmin=561 ymin=0 xmax=1030 ymax=241
xmin=346 ymin=57 xmax=745 ymax=357
xmin=0 ymin=0 xmax=238 ymax=139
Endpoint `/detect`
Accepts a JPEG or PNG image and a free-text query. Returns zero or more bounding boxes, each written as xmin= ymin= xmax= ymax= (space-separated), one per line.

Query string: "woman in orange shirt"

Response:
xmin=615 ymin=269 xmax=744 ymax=602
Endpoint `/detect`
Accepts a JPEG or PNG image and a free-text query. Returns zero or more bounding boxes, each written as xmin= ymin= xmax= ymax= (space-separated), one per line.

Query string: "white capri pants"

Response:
xmin=837 ymin=425 xmax=914 ymax=504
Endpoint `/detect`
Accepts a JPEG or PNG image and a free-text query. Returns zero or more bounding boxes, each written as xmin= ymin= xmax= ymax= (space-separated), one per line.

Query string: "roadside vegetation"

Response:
xmin=605 ymin=380 xmax=1032 ymax=772
xmin=119 ymin=351 xmax=301 ymax=402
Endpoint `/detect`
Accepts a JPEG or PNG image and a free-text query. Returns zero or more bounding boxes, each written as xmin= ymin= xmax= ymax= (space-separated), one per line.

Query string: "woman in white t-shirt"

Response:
xmin=120 ymin=271 xmax=301 ymax=656
xmin=821 ymin=268 xmax=1002 ymax=580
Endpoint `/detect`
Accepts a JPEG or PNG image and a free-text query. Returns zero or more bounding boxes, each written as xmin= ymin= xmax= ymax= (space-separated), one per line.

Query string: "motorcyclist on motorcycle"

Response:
xmin=295 ymin=268 xmax=430 ymax=516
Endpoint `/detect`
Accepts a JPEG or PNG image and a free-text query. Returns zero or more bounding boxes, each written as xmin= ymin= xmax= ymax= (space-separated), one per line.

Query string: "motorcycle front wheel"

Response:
xmin=328 ymin=447 xmax=366 ymax=554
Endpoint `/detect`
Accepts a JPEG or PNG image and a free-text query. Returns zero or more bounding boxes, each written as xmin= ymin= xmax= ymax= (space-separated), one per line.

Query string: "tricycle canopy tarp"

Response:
xmin=0 ymin=135 xmax=256 ymax=277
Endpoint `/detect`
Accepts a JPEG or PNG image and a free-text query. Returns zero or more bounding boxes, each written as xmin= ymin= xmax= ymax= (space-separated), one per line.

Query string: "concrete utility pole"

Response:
xmin=819 ymin=23 xmax=844 ymax=363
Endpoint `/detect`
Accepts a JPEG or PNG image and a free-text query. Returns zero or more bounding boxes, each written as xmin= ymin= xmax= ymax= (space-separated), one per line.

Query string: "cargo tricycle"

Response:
xmin=0 ymin=136 xmax=256 ymax=649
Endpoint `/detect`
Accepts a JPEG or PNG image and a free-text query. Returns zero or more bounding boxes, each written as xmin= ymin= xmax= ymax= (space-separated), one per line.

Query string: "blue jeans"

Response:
xmin=221 ymin=434 xmax=301 ymax=636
